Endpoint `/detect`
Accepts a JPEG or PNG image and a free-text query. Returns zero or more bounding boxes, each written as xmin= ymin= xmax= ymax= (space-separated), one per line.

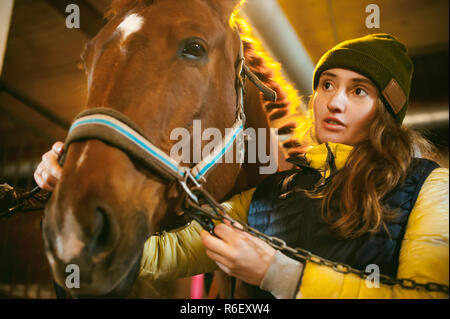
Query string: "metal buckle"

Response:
xmin=178 ymin=168 xmax=201 ymax=204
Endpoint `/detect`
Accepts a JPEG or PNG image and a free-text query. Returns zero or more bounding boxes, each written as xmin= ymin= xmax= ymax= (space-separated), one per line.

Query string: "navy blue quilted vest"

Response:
xmin=247 ymin=157 xmax=439 ymax=298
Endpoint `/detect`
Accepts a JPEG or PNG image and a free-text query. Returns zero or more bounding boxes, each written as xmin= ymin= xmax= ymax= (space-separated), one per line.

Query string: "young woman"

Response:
xmin=35 ymin=34 xmax=449 ymax=298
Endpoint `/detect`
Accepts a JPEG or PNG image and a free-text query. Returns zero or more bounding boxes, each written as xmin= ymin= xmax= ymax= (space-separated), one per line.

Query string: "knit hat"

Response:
xmin=312 ymin=33 xmax=413 ymax=125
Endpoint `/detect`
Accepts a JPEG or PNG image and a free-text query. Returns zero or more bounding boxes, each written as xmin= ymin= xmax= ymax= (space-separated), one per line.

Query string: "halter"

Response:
xmin=62 ymin=30 xmax=276 ymax=225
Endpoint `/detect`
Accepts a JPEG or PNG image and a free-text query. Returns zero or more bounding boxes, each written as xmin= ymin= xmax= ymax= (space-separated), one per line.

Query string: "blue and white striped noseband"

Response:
xmin=66 ymin=107 xmax=245 ymax=185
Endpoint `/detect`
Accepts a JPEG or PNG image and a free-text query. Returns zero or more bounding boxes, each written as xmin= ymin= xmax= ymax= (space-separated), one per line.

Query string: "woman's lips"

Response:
xmin=323 ymin=118 xmax=345 ymax=131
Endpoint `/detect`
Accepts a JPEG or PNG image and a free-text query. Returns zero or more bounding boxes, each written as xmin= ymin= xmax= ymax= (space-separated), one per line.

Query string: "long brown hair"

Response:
xmin=304 ymin=98 xmax=436 ymax=239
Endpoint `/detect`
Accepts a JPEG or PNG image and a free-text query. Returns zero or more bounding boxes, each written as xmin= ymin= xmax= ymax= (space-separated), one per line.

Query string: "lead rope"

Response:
xmin=0 ymin=185 xmax=45 ymax=219
xmin=0 ymin=142 xmax=70 ymax=219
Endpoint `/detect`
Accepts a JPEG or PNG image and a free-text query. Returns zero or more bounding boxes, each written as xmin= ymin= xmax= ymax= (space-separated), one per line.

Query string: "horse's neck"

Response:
xmin=230 ymin=80 xmax=289 ymax=195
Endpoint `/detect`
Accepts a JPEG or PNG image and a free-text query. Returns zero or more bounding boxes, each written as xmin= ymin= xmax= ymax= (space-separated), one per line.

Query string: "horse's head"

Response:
xmin=43 ymin=0 xmax=250 ymax=297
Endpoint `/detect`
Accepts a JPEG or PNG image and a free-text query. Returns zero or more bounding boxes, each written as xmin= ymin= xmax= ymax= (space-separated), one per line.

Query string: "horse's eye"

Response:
xmin=181 ymin=41 xmax=206 ymax=60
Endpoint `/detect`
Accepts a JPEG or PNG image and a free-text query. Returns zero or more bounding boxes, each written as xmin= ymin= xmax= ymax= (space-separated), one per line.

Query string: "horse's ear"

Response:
xmin=209 ymin=0 xmax=245 ymax=23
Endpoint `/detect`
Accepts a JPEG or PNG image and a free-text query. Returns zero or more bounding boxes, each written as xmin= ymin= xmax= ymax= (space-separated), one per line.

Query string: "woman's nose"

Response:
xmin=327 ymin=90 xmax=346 ymax=113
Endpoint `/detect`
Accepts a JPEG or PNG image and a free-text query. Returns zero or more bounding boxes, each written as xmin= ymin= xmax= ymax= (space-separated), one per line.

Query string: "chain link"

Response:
xmin=185 ymin=186 xmax=449 ymax=295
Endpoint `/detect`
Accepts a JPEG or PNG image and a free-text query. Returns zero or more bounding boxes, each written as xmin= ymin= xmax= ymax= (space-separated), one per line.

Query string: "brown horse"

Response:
xmin=41 ymin=0 xmax=302 ymax=298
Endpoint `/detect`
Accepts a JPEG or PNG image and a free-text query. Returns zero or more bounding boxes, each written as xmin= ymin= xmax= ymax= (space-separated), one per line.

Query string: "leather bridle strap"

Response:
xmin=66 ymin=107 xmax=185 ymax=181
xmin=65 ymin=108 xmax=245 ymax=185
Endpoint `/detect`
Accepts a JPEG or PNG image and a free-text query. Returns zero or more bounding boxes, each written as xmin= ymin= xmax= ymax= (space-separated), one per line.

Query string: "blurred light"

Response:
xmin=404 ymin=107 xmax=449 ymax=128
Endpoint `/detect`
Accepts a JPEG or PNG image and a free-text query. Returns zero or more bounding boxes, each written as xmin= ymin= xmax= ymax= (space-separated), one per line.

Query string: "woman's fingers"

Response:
xmin=34 ymin=163 xmax=54 ymax=191
xmin=200 ymin=230 xmax=232 ymax=259
xmin=201 ymin=230 xmax=237 ymax=276
xmin=213 ymin=222 xmax=239 ymax=243
xmin=52 ymin=141 xmax=64 ymax=156
xmin=204 ymin=247 xmax=231 ymax=270
xmin=42 ymin=150 xmax=62 ymax=180
xmin=41 ymin=169 xmax=58 ymax=188
xmin=33 ymin=165 xmax=45 ymax=189
xmin=215 ymin=262 xmax=231 ymax=275
xmin=34 ymin=141 xmax=64 ymax=191
xmin=201 ymin=222 xmax=276 ymax=286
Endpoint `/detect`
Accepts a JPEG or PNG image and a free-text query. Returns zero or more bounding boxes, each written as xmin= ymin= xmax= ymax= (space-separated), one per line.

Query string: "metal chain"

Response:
xmin=2 ymin=181 xmax=448 ymax=294
xmin=185 ymin=186 xmax=449 ymax=295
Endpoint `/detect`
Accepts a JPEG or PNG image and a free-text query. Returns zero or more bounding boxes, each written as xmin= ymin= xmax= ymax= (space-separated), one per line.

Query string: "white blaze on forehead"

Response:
xmin=117 ymin=13 xmax=145 ymax=43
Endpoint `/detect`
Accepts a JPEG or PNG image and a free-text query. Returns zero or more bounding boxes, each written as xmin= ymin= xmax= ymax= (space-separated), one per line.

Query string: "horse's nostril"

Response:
xmin=86 ymin=207 xmax=110 ymax=257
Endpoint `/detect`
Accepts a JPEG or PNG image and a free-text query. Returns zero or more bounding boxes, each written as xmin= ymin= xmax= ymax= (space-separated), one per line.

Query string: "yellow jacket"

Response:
xmin=138 ymin=143 xmax=449 ymax=298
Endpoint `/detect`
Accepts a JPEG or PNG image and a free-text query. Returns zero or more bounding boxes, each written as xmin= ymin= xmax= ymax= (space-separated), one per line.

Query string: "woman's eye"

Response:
xmin=323 ymin=82 xmax=332 ymax=90
xmin=354 ymin=88 xmax=368 ymax=96
xmin=181 ymin=42 xmax=206 ymax=60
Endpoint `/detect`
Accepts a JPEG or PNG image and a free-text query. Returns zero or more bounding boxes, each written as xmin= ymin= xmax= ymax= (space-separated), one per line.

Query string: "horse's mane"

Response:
xmin=233 ymin=17 xmax=308 ymax=156
xmin=106 ymin=0 xmax=308 ymax=156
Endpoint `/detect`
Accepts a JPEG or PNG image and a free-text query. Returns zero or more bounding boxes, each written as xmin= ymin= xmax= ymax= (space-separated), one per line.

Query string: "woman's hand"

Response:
xmin=200 ymin=220 xmax=276 ymax=286
xmin=34 ymin=141 xmax=64 ymax=192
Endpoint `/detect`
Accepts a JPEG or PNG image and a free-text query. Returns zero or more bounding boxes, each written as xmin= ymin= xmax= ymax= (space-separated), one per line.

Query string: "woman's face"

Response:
xmin=313 ymin=68 xmax=379 ymax=146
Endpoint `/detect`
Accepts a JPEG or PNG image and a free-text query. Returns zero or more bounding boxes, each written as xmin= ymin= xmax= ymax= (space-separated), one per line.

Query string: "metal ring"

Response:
xmin=178 ymin=180 xmax=199 ymax=204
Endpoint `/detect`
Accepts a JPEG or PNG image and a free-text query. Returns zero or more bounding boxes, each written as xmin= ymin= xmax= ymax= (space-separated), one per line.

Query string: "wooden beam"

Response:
xmin=0 ymin=104 xmax=55 ymax=143
xmin=0 ymin=80 xmax=70 ymax=130
xmin=0 ymin=0 xmax=14 ymax=76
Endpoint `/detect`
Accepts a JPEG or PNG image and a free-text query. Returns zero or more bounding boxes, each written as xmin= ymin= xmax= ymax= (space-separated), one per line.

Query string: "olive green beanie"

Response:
xmin=312 ymin=33 xmax=413 ymax=125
